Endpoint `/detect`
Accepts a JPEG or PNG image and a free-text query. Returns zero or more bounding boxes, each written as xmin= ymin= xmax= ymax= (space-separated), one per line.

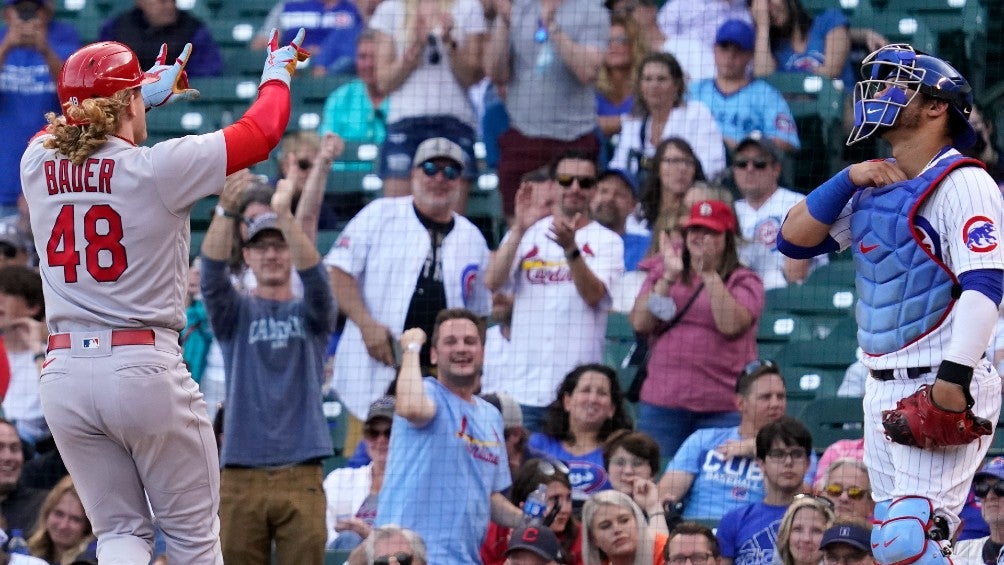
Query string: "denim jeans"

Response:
xmin=637 ymin=402 xmax=740 ymax=461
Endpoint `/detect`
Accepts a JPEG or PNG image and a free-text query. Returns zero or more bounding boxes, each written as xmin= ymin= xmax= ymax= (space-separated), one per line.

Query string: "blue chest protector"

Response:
xmin=850 ymin=155 xmax=983 ymax=355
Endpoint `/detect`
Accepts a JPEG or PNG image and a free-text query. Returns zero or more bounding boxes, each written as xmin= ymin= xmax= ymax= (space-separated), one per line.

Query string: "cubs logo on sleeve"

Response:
xmin=963 ymin=216 xmax=998 ymax=253
xmin=461 ymin=264 xmax=478 ymax=308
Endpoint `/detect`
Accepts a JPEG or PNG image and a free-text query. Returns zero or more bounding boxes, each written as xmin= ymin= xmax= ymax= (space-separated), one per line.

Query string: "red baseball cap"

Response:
xmin=680 ymin=199 xmax=737 ymax=234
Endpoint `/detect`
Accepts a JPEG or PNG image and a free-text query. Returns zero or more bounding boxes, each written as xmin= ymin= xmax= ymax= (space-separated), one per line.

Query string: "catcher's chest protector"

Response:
xmin=850 ymin=155 xmax=982 ymax=355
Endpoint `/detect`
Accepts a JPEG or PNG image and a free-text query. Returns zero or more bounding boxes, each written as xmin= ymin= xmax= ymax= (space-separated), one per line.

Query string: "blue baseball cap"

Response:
xmin=820 ymin=523 xmax=871 ymax=553
xmin=715 ymin=19 xmax=754 ymax=52
xmin=598 ymin=168 xmax=639 ymax=198
xmin=975 ymin=457 xmax=1004 ymax=482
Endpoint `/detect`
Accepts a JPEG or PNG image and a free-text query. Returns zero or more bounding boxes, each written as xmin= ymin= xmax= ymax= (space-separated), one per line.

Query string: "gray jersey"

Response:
xmin=21 ymin=132 xmax=227 ymax=332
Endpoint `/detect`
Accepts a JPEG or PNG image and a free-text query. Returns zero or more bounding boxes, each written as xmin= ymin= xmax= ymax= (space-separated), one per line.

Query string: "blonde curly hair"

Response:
xmin=42 ymin=88 xmax=135 ymax=166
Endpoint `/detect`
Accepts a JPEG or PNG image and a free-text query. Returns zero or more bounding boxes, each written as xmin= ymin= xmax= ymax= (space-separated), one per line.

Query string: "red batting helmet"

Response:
xmin=57 ymin=41 xmax=158 ymax=113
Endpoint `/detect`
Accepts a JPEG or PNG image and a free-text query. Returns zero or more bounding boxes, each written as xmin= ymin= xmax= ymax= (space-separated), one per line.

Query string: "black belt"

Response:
xmin=871 ymin=367 xmax=933 ymax=381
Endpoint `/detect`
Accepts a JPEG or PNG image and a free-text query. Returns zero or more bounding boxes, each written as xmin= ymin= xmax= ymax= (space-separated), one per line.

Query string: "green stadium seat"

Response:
xmin=757 ymin=311 xmax=824 ymax=345
xmin=207 ymin=19 xmax=257 ymax=48
xmin=763 ymin=284 xmax=856 ymax=319
xmin=850 ymin=9 xmax=937 ymax=53
xmin=325 ymin=549 xmax=353 ymax=565
xmin=175 ymin=0 xmax=213 ymax=21
xmin=805 ymin=260 xmax=856 ymax=287
xmin=190 ymin=196 xmax=218 ymax=232
xmin=325 ymin=399 xmax=350 ymax=456
xmin=315 ymin=229 xmax=341 ymax=255
xmin=146 ymin=106 xmax=217 ymax=137
xmin=220 ymin=45 xmax=266 ymax=77
xmin=466 ymin=177 xmax=505 ymax=247
xmin=798 ymin=396 xmax=864 ymax=453
xmin=195 ymin=76 xmax=259 ymax=113
xmin=293 ymin=75 xmax=355 ymax=108
xmin=338 ymin=141 xmax=380 ymax=168
xmin=190 ymin=230 xmax=205 ymax=260
xmin=215 ymin=0 xmax=276 ymax=18
xmin=781 ymin=365 xmax=845 ymax=400
xmin=327 ymin=169 xmax=383 ymax=195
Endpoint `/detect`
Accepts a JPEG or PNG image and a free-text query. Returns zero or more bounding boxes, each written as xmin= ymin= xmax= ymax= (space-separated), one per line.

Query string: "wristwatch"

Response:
xmin=214 ymin=205 xmax=240 ymax=219
xmin=565 ymin=248 xmax=582 ymax=261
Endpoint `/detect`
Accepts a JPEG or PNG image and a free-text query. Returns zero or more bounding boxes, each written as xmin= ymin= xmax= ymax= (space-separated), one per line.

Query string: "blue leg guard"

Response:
xmin=871 ymin=497 xmax=951 ymax=565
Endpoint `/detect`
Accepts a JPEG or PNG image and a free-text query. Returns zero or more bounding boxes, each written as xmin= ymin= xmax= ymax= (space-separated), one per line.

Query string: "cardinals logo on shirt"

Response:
xmin=520 ymin=245 xmax=571 ymax=284
xmin=963 ymin=216 xmax=998 ymax=253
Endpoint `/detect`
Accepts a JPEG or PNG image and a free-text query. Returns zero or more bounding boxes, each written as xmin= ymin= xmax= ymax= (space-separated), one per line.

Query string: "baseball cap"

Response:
xmin=413 ymin=137 xmax=466 ymax=169
xmin=820 ymin=523 xmax=871 ymax=553
xmin=506 ymin=524 xmax=564 ymax=563
xmin=680 ymin=199 xmax=738 ymax=233
xmin=480 ymin=392 xmax=523 ymax=430
xmin=366 ymin=395 xmax=395 ymax=425
xmin=735 ymin=134 xmax=783 ymax=163
xmin=0 ymin=223 xmax=24 ymax=250
xmin=244 ymin=212 xmax=282 ymax=243
xmin=715 ymin=19 xmax=755 ymax=51
xmin=975 ymin=456 xmax=1004 ymax=482
xmin=598 ymin=168 xmax=639 ymax=198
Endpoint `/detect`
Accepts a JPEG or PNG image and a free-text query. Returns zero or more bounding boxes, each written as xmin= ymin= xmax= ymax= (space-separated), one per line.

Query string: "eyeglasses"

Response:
xmin=297 ymin=158 xmax=312 ymax=171
xmin=608 ymin=35 xmax=630 ymax=46
xmin=822 ymin=551 xmax=871 ymax=565
xmin=554 ymin=174 xmax=597 ymax=189
xmin=793 ymin=493 xmax=836 ymax=511
xmin=667 ymin=552 xmax=714 ymax=565
xmin=364 ymin=426 xmax=392 ymax=440
xmin=610 ymin=456 xmax=650 ymax=469
xmin=374 ymin=552 xmax=413 ymax=565
xmin=823 ymin=483 xmax=870 ymax=500
xmin=766 ymin=447 xmax=809 ymax=462
xmin=420 ymin=160 xmax=461 ymax=180
xmin=974 ymin=479 xmax=1004 ymax=498
xmin=733 ymin=159 xmax=770 ymax=170
xmin=0 ymin=242 xmax=16 ymax=259
xmin=662 ymin=157 xmax=695 ymax=167
xmin=427 ymin=34 xmax=440 ymax=65
xmin=741 ymin=359 xmax=780 ymax=380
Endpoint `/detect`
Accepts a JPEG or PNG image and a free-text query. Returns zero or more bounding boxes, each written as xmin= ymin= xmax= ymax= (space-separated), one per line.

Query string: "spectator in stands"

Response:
xmin=818 ymin=458 xmax=873 ymax=523
xmin=181 ymin=257 xmax=214 ymax=401
xmin=716 ymin=417 xmax=814 ymax=565
xmin=964 ymin=103 xmax=1004 ymax=185
xmin=481 ymin=293 xmax=515 ymax=395
xmin=504 ymin=523 xmax=567 ymax=565
xmin=529 ymin=364 xmax=633 ymax=506
xmin=682 ymin=182 xmax=736 ymax=212
xmin=637 ymin=138 xmax=707 ymax=239
xmin=0 ymin=265 xmax=46 ymax=446
xmin=591 ymin=169 xmax=651 ymax=271
xmin=775 ymin=495 xmax=835 ymax=565
xmin=201 ymin=179 xmax=335 ymax=565
xmin=324 ymin=138 xmax=490 ymax=425
xmin=750 ymin=0 xmax=853 ymax=88
xmin=484 ymin=0 xmax=607 ymax=219
xmin=26 ymin=476 xmax=96 ymax=564
xmin=609 ymin=52 xmax=726 ymax=184
xmin=958 ymin=458 xmax=1003 ymax=544
xmin=954 ymin=458 xmax=1004 ymax=564
xmin=19 ymin=435 xmax=67 ymax=491
xmin=0 ymin=0 xmax=78 ymax=220
xmin=484 ymin=150 xmax=624 ymax=431
xmin=811 ymin=439 xmax=863 ymax=490
xmin=605 ymin=0 xmax=663 ymax=53
xmin=630 ymin=200 xmax=764 ymax=456
xmin=602 ymin=430 xmax=662 ymax=512
xmin=350 ymin=525 xmax=429 ymax=565
xmin=690 ymin=19 xmax=800 ymax=153
xmin=657 ymin=361 xmax=793 ymax=520
xmin=0 ymin=197 xmax=35 ymax=267
xmin=251 ymin=1 xmax=364 ymax=66
xmin=369 ymin=0 xmax=486 ymax=209
xmin=323 ymin=396 xmax=393 ymax=550
xmin=0 ymin=418 xmax=46 ymax=534
xmin=665 ymin=523 xmax=725 ymax=565
xmin=819 ymin=521 xmax=874 ymax=565
xmin=377 ymin=310 xmax=523 ymax=563
xmin=656 ymin=0 xmax=750 ymax=82
xmin=581 ymin=490 xmax=669 ymax=564
xmin=732 ymin=135 xmax=824 ymax=290
xmin=481 ymin=458 xmax=582 ymax=565
xmin=479 ymin=391 xmax=534 ymax=479
xmin=596 ymin=13 xmax=647 ymax=138
xmin=318 ymin=30 xmax=389 ymax=156
xmin=99 ymin=0 xmax=222 ymax=77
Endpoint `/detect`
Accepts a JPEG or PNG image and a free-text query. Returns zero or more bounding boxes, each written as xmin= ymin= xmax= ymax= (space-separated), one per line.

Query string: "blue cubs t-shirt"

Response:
xmin=717 ymin=502 xmax=789 ymax=565
xmin=529 ymin=433 xmax=610 ymax=501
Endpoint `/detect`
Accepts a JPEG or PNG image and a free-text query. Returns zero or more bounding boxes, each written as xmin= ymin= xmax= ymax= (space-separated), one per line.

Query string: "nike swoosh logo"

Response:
xmin=883 ymin=536 xmax=899 ymax=548
xmin=859 ymin=241 xmax=879 ymax=253
xmin=41 ymin=358 xmax=54 ymax=368
xmin=867 ymin=108 xmax=883 ymax=115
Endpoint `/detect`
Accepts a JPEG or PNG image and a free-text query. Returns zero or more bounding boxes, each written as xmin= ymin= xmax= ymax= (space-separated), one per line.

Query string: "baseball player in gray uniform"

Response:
xmin=20 ymin=31 xmax=309 ymax=564
xmin=778 ymin=44 xmax=1003 ymax=565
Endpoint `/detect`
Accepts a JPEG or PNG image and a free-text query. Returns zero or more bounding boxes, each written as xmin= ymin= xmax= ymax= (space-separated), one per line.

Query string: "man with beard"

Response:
xmin=0 ymin=418 xmax=46 ymax=534
xmin=590 ymin=169 xmax=651 ymax=272
xmin=376 ymin=309 xmax=522 ymax=564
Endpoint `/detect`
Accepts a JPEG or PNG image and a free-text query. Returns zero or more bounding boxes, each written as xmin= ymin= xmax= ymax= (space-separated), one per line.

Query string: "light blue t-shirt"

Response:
xmin=377 ymin=378 xmax=511 ymax=564
xmin=529 ymin=433 xmax=610 ymax=501
xmin=688 ymin=79 xmax=800 ymax=150
xmin=665 ymin=427 xmax=817 ymax=520
xmin=773 ymin=9 xmax=855 ymax=89
xmin=717 ymin=502 xmax=788 ymax=565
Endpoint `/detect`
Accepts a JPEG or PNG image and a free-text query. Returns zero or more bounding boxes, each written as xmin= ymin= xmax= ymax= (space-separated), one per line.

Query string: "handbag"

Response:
xmin=624 ymin=282 xmax=705 ymax=403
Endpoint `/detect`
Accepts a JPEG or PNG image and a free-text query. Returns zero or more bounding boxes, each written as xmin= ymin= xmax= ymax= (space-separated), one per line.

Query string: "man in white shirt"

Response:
xmin=0 ymin=266 xmax=45 ymax=446
xmin=485 ymin=150 xmax=624 ymax=431
xmin=733 ymin=136 xmax=825 ymax=290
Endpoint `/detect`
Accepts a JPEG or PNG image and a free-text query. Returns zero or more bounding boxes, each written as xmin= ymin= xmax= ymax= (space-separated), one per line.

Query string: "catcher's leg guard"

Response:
xmin=871 ymin=497 xmax=950 ymax=565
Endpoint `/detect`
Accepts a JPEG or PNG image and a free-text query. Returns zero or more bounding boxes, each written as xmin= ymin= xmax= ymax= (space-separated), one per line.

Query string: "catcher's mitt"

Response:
xmin=882 ymin=384 xmax=993 ymax=450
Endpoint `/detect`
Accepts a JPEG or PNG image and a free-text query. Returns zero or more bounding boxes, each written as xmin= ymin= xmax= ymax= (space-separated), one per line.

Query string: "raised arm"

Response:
xmin=373 ymin=28 xmax=425 ymax=96
xmin=296 ymin=133 xmax=345 ymax=242
xmin=543 ymin=5 xmax=603 ymax=86
xmin=272 ymin=179 xmax=321 ymax=270
xmin=395 ymin=328 xmax=437 ymax=425
xmin=483 ymin=0 xmax=512 ymax=86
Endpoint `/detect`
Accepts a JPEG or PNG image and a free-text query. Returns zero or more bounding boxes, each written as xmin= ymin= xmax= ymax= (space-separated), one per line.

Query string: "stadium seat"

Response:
xmin=763 ymin=284 xmax=856 ymax=319
xmin=757 ymin=311 xmax=824 ymax=345
xmin=146 ymin=106 xmax=217 ymax=137
xmin=798 ymin=396 xmax=864 ymax=453
xmin=195 ymin=75 xmax=259 ymax=112
xmin=325 ymin=549 xmax=353 ymax=565
xmin=190 ymin=196 xmax=218 ymax=232
xmin=327 ymin=169 xmax=383 ymax=195
xmin=293 ymin=75 xmax=355 ymax=108
xmin=215 ymin=0 xmax=276 ymax=18
xmin=60 ymin=0 xmax=107 ymax=43
xmin=325 ymin=399 xmax=350 ymax=457
xmin=175 ymin=0 xmax=213 ymax=21
xmin=207 ymin=19 xmax=257 ymax=48
xmin=466 ymin=178 xmax=505 ymax=247
xmin=805 ymin=260 xmax=856 ymax=288
xmin=850 ymin=9 xmax=937 ymax=53
xmin=190 ymin=230 xmax=206 ymax=260
xmin=220 ymin=45 xmax=265 ymax=77
xmin=780 ymin=364 xmax=845 ymax=400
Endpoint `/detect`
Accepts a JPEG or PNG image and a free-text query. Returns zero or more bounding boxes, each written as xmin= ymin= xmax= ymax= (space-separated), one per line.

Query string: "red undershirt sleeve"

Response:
xmin=222 ymin=81 xmax=291 ymax=175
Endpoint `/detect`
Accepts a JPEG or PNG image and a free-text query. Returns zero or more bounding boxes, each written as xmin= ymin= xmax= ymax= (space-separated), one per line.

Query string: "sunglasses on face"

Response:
xmin=297 ymin=158 xmax=312 ymax=171
xmin=823 ymin=483 xmax=869 ymax=500
xmin=554 ymin=174 xmax=597 ymax=189
xmin=741 ymin=359 xmax=779 ymax=380
xmin=364 ymin=426 xmax=392 ymax=440
xmin=733 ymin=159 xmax=770 ymax=170
xmin=793 ymin=493 xmax=836 ymax=512
xmin=974 ymin=479 xmax=1004 ymax=498
xmin=374 ymin=552 xmax=413 ymax=565
xmin=420 ymin=160 xmax=461 ymax=180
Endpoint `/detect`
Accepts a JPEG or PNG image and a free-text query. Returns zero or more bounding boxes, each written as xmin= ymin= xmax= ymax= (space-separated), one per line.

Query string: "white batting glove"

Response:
xmin=141 ymin=43 xmax=200 ymax=110
xmin=260 ymin=28 xmax=310 ymax=88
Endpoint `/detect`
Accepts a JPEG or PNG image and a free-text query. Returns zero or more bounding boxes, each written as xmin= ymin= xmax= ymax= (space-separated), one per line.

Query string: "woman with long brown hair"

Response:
xmin=27 ymin=477 xmax=95 ymax=565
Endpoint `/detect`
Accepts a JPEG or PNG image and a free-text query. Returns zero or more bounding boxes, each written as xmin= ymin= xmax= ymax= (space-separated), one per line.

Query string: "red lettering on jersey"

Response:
xmin=72 ymin=160 xmax=85 ymax=192
xmin=98 ymin=159 xmax=113 ymax=193
xmin=57 ymin=160 xmax=71 ymax=193
xmin=44 ymin=161 xmax=57 ymax=195
xmin=83 ymin=159 xmax=98 ymax=192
